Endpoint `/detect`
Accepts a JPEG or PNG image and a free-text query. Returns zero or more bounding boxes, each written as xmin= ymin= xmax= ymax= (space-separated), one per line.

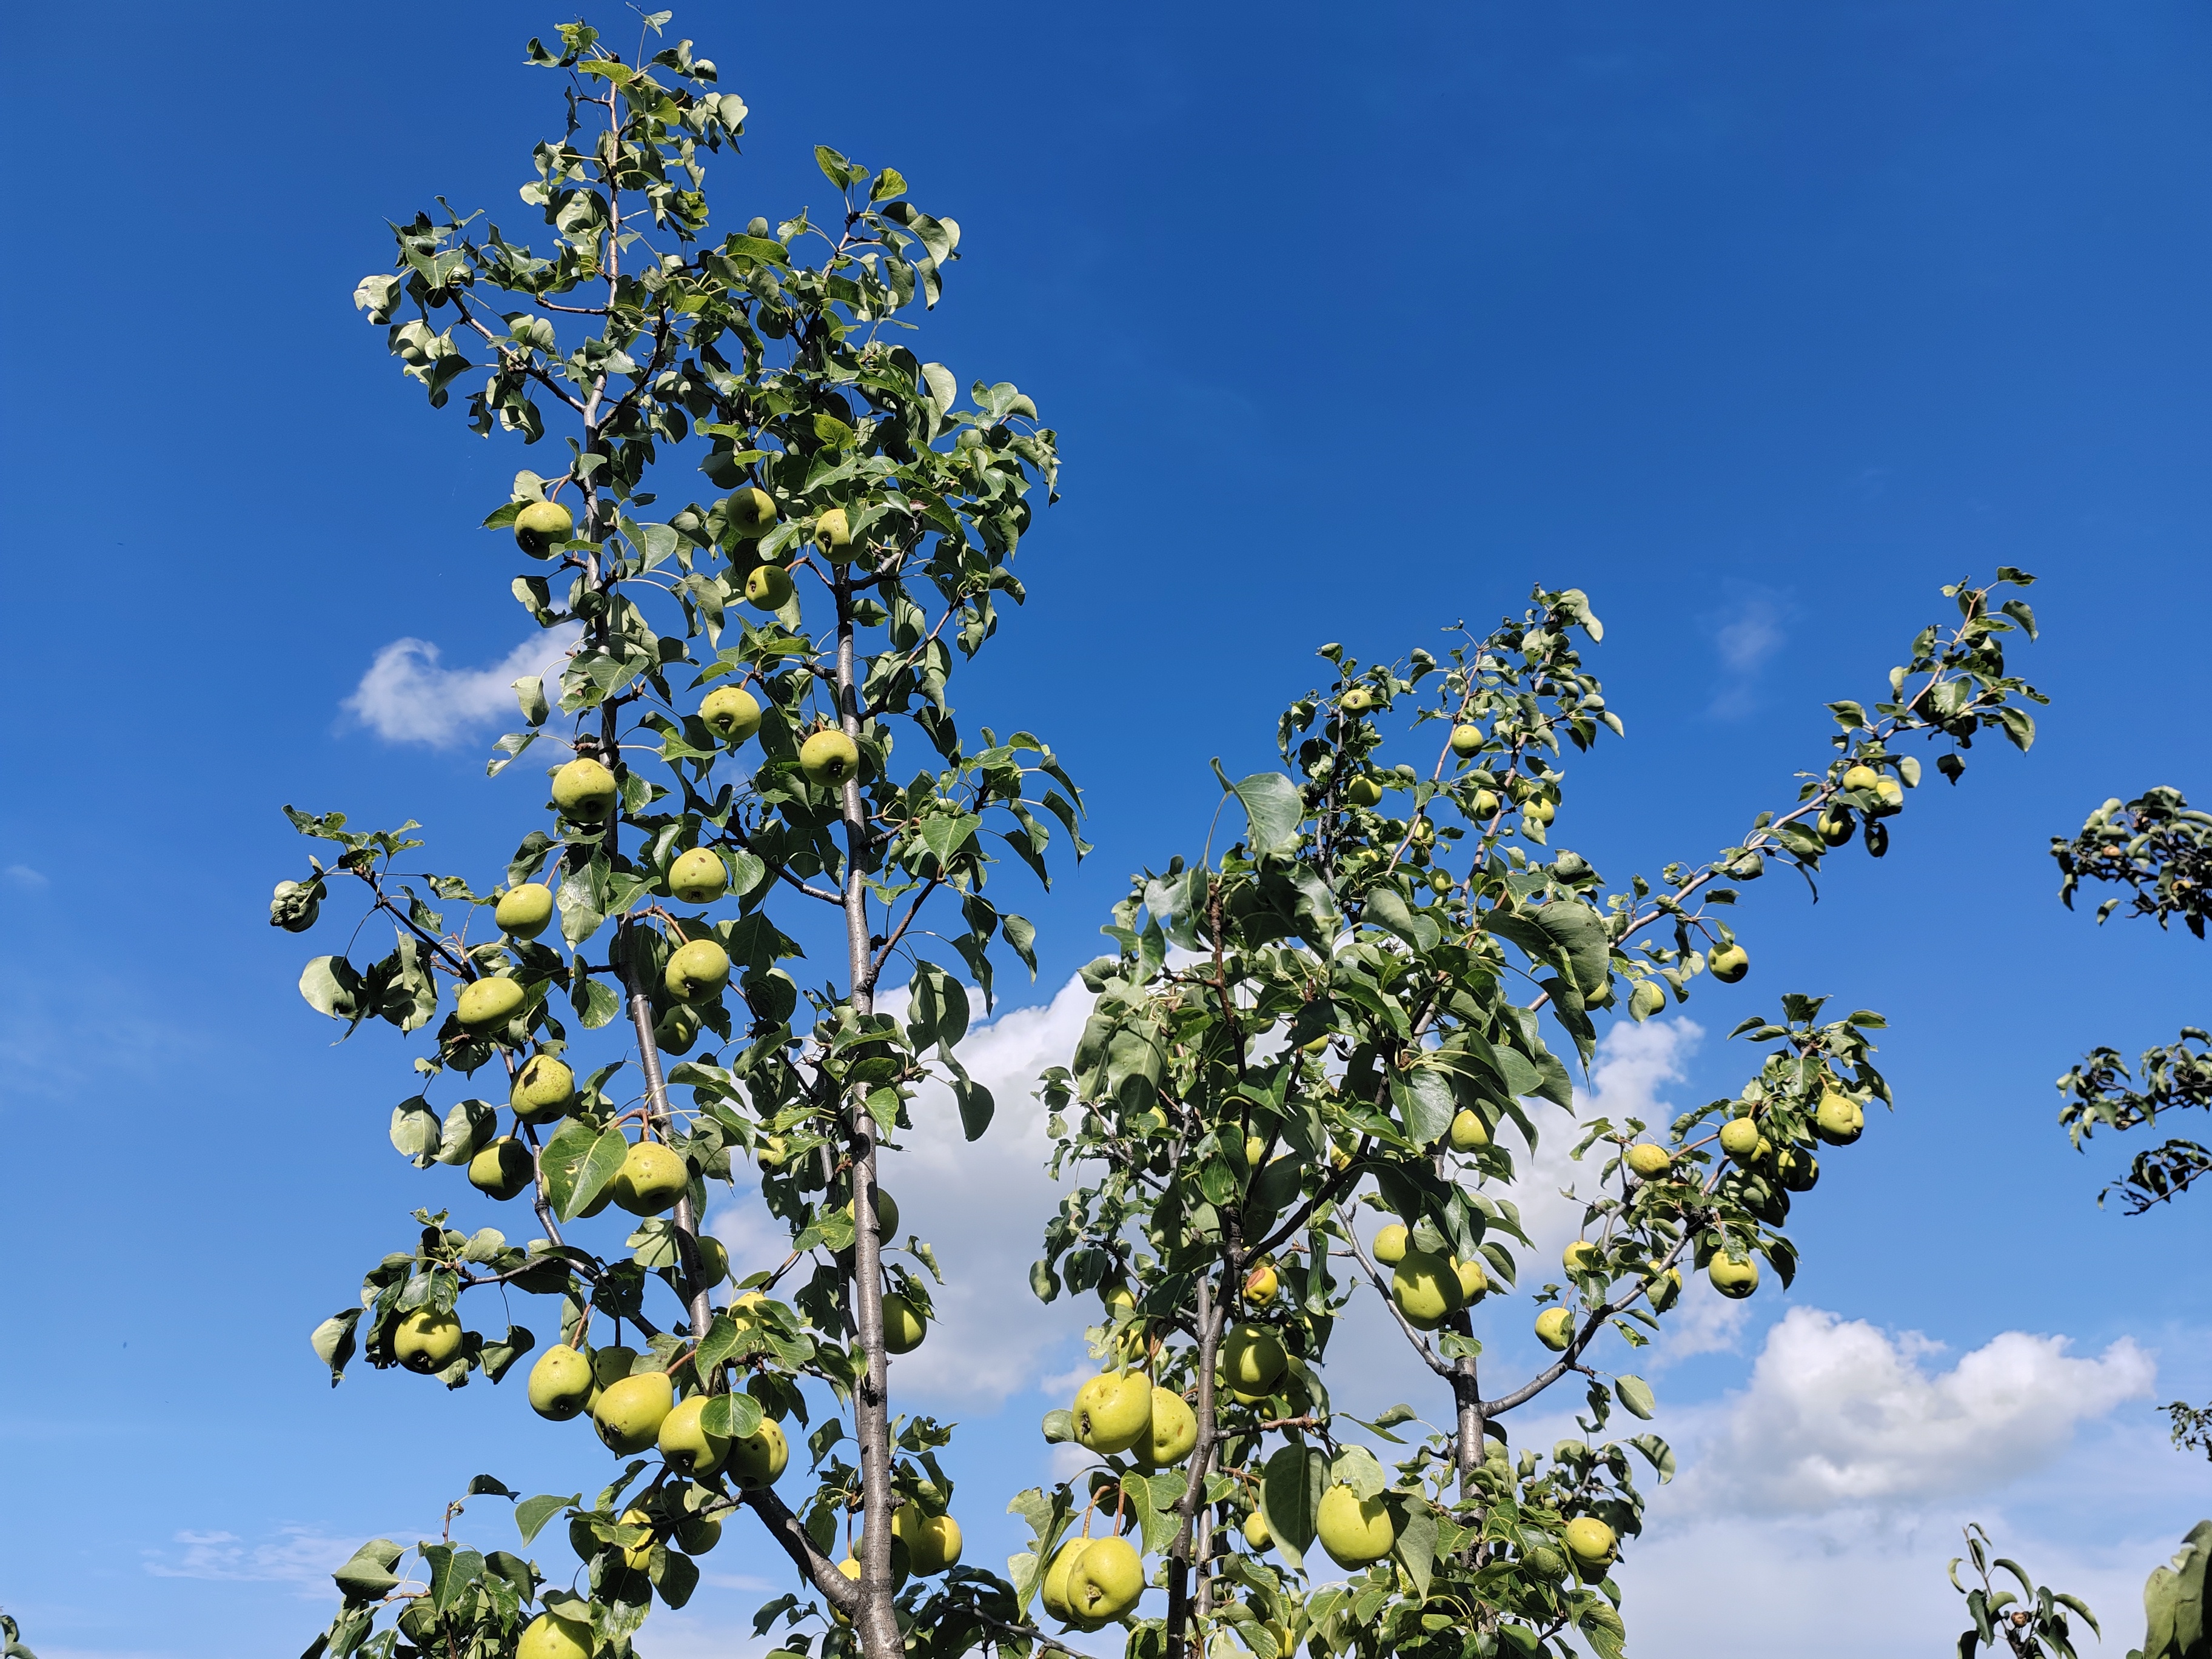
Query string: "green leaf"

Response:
xmin=651 ymin=1544 xmax=700 ymax=1607
xmin=1390 ymin=1496 xmax=1436 ymax=1599
xmin=1615 ymin=1375 xmax=1656 ymax=1419
xmin=299 ymin=956 xmax=363 ymax=1020
xmin=516 ymin=1492 xmax=577 ymax=1545
xmin=1530 ymin=900 xmax=1610 ymax=994
xmin=1331 ymin=1445 xmax=1387 ymax=1498
xmin=1260 ymin=1445 xmax=1325 ymax=1574
xmin=309 ymin=1309 xmax=361 ymax=1386
xmin=1391 ymin=1067 xmax=1458 ymax=1147
xmin=559 ymin=1125 xmax=630 ymax=1222
xmin=332 ymin=1538 xmax=406 ymax=1600
xmin=700 ymin=1393 xmax=765 ymax=1440
xmin=1219 ymin=767 xmax=1306 ymax=860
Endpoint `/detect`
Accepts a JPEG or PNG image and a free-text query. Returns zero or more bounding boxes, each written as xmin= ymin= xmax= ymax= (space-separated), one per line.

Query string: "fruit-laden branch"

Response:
xmin=2053 ymin=786 xmax=2211 ymax=936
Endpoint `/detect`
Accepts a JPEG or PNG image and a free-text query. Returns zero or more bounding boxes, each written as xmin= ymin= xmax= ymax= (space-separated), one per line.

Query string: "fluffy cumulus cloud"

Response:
xmin=342 ymin=624 xmax=581 ymax=748
xmin=1680 ymin=1305 xmax=2156 ymax=1515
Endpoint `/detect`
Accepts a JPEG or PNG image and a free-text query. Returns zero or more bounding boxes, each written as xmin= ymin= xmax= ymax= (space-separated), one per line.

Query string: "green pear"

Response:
xmin=1533 ymin=1307 xmax=1574 ymax=1351
xmin=657 ymin=1393 xmax=731 ymax=1476
xmin=727 ymin=486 xmax=777 ymax=538
xmin=744 ymin=562 xmax=794 ymax=610
xmin=1315 ymin=1484 xmax=1395 ymax=1568
xmin=1220 ymin=1324 xmax=1287 ymax=1393
xmin=1874 ymin=776 xmax=1905 ymax=812
xmin=1244 ymin=1133 xmax=1267 ymax=1167
xmin=1841 ymin=763 xmax=1880 ymax=793
xmin=799 ymin=728 xmax=860 ymax=787
xmin=1818 ymin=805 xmax=1855 ymax=845
xmin=394 ymin=1309 xmax=463 ymax=1373
xmin=592 ymin=1370 xmax=674 ymax=1453
xmin=512 ymin=499 xmax=574 ymax=555
xmin=1472 ymin=787 xmax=1500 ymax=817
xmin=882 ymin=1293 xmax=927 ymax=1353
xmin=516 ymin=1610 xmax=594 ymax=1659
xmin=1775 ymin=1147 xmax=1820 ymax=1191
xmin=669 ymin=848 xmax=729 ymax=905
xmin=1391 ymin=1250 xmax=1463 ymax=1329
xmin=845 ymin=1187 xmax=900 ymax=1241
xmin=1243 ymin=1510 xmax=1272 ymax=1550
xmin=812 ymin=506 xmax=854 ymax=560
xmin=611 ymin=1140 xmax=689 ymax=1215
xmin=1041 ymin=1539 xmax=1096 ymax=1627
xmin=699 ymin=685 xmax=763 ymax=745
xmin=585 ymin=1345 xmax=638 ymax=1411
xmin=1625 ymin=1144 xmax=1671 ymax=1179
xmin=1449 ymin=724 xmax=1483 ymax=757
xmin=674 ymin=1513 xmax=722 ymax=1554
xmin=1142 ymin=1387 xmax=1199 ymax=1467
xmin=1718 ymin=1118 xmax=1763 ymax=1161
xmin=1341 ymin=687 xmax=1376 ymax=714
xmin=1708 ymin=1253 xmax=1760 ymax=1299
xmin=894 ymin=1503 xmax=963 ymax=1574
xmin=456 ymin=976 xmax=526 ymax=1033
xmin=1709 ymin=943 xmax=1749 ymax=983
xmin=1644 ymin=1267 xmax=1682 ymax=1312
xmin=511 ymin=1054 xmax=576 ymax=1124
xmin=1242 ymin=1259 xmax=1279 ymax=1304
xmin=1453 ymin=1256 xmax=1488 ymax=1302
xmin=725 ymin=1416 xmax=789 ymax=1486
xmin=1814 ymin=1091 xmax=1864 ymax=1145
xmin=468 ymin=1136 xmax=534 ymax=1201
xmin=1522 ymin=1543 xmax=1567 ymax=1580
xmin=1372 ymin=1224 xmax=1409 ymax=1265
xmin=1448 ymin=1110 xmax=1490 ymax=1152
xmin=755 ymin=1133 xmax=788 ymax=1170
xmin=1563 ymin=1516 xmax=1616 ymax=1567
xmin=1345 ymin=775 xmax=1383 ymax=808
xmin=495 ymin=883 xmax=555 ymax=939
xmin=1523 ymin=797 xmax=1555 ymax=826
xmin=655 ymin=1005 xmax=700 ymax=1054
xmin=1068 ymin=1535 xmax=1144 ymax=1622
xmin=664 ymin=938 xmax=731 ymax=1002
xmin=617 ymin=1506 xmax=658 ymax=1570
xmin=696 ymin=1235 xmax=729 ymax=1285
xmin=528 ymin=1344 xmax=594 ymax=1421
xmin=1628 ymin=979 xmax=1666 ymax=1021
xmin=1073 ymin=1370 xmax=1153 ymax=1453
xmin=551 ymin=757 xmax=620 ymax=820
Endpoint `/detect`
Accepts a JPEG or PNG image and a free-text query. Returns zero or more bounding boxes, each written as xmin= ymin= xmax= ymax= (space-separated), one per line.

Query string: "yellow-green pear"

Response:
xmin=1372 ymin=1224 xmax=1409 ymax=1265
xmin=744 ymin=562 xmax=794 ymax=610
xmin=468 ymin=1136 xmax=534 ymax=1201
xmin=1453 ymin=1256 xmax=1489 ymax=1302
xmin=1041 ymin=1539 xmax=1094 ymax=1627
xmin=511 ymin=1053 xmax=576 ymax=1123
xmin=728 ymin=486 xmax=777 ymax=538
xmin=657 ymin=1393 xmax=731 ymax=1476
xmin=699 ymin=685 xmax=763 ymax=745
xmin=664 ymin=937 xmax=731 ymax=1002
xmin=618 ymin=1506 xmax=657 ymax=1571
xmin=394 ymin=1309 xmax=463 ymax=1373
xmin=551 ymin=757 xmax=620 ymax=820
xmin=1341 ymin=687 xmax=1376 ymax=714
xmin=1221 ymin=1324 xmax=1287 ymax=1393
xmin=517 ymin=1610 xmax=594 ymax=1659
xmin=495 ymin=883 xmax=555 ymax=940
xmin=1709 ymin=943 xmax=1749 ymax=983
xmin=1472 ymin=787 xmax=1501 ymax=817
xmin=669 ymin=848 xmax=728 ymax=905
xmin=1533 ymin=1307 xmax=1574 ymax=1352
xmin=457 ymin=976 xmax=526 ymax=1033
xmin=1523 ymin=797 xmax=1555 ymax=826
xmin=1718 ymin=1118 xmax=1763 ymax=1161
xmin=1628 ymin=979 xmax=1666 ymax=1021
xmin=1391 ymin=1249 xmax=1463 ymax=1330
xmin=1625 ymin=1143 xmax=1671 ymax=1179
xmin=755 ymin=1133 xmax=788 ymax=1170
xmin=1449 ymin=724 xmax=1482 ymax=757
xmin=1243 ymin=1259 xmax=1279 ymax=1304
xmin=812 ymin=507 xmax=853 ymax=560
xmin=1315 ymin=1484 xmax=1395 ymax=1569
xmin=1818 ymin=805 xmax=1855 ymax=845
xmin=1644 ymin=1267 xmax=1682 ymax=1313
xmin=696 ymin=1235 xmax=729 ymax=1285
xmin=1775 ymin=1147 xmax=1820 ymax=1191
xmin=1814 ymin=1091 xmax=1864 ymax=1145
xmin=1563 ymin=1516 xmax=1616 ymax=1567
xmin=845 ymin=1187 xmax=900 ymax=1241
xmin=1072 ymin=1370 xmax=1153 ymax=1453
xmin=1244 ymin=1133 xmax=1267 ymax=1167
xmin=894 ymin=1503 xmax=962 ymax=1574
xmin=1708 ymin=1253 xmax=1760 ymax=1299
xmin=655 ymin=1004 xmax=700 ymax=1054
xmin=528 ymin=1344 xmax=594 ymax=1421
xmin=1875 ymin=776 xmax=1905 ymax=812
xmin=675 ymin=1512 xmax=722 ymax=1554
xmin=799 ymin=728 xmax=860 ymax=787
xmin=611 ymin=1139 xmax=689 ymax=1215
xmin=1243 ymin=1510 xmax=1272 ymax=1550
xmin=1448 ymin=1110 xmax=1491 ymax=1152
xmin=1068 ymin=1535 xmax=1144 ymax=1622
xmin=1523 ymin=1543 xmax=1567 ymax=1580
xmin=882 ymin=1294 xmax=927 ymax=1354
xmin=726 ymin=1417 xmax=789 ymax=1487
xmin=1142 ymin=1387 xmax=1199 ymax=1467
xmin=593 ymin=1370 xmax=674 ymax=1453
xmin=513 ymin=499 xmax=574 ymax=554
xmin=1842 ymin=763 xmax=1880 ymax=793
xmin=584 ymin=1344 xmax=638 ymax=1412
xmin=1345 ymin=775 xmax=1382 ymax=808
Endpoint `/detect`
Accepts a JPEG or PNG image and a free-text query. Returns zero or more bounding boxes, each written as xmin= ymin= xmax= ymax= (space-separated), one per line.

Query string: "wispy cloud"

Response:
xmin=4 ymin=864 xmax=47 ymax=890
xmin=1706 ymin=590 xmax=1792 ymax=719
xmin=342 ymin=625 xmax=581 ymax=749
xmin=141 ymin=1525 xmax=373 ymax=1589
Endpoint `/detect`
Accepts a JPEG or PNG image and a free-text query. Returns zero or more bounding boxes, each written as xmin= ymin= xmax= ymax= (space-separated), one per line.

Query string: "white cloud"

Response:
xmin=342 ymin=625 xmax=581 ymax=748
xmin=1706 ymin=591 xmax=1791 ymax=718
xmin=141 ymin=1526 xmax=374 ymax=1587
xmin=3 ymin=863 xmax=47 ymax=890
xmin=706 ymin=973 xmax=1098 ymax=1412
xmin=1679 ymin=1306 xmax=2156 ymax=1516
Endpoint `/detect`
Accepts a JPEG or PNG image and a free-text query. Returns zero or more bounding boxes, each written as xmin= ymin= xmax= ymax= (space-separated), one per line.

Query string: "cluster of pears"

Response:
xmin=1372 ymin=1224 xmax=1487 ymax=1330
xmin=525 ymin=1321 xmax=791 ymax=1481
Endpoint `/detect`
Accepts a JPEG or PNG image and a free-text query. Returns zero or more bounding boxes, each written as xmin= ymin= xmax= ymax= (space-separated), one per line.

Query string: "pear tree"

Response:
xmin=278 ymin=17 xmax=1082 ymax=1659
xmin=1017 ymin=575 xmax=2045 ymax=1659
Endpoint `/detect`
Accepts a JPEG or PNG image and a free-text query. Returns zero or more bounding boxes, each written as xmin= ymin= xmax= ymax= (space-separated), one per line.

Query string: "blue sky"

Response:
xmin=2 ymin=3 xmax=2207 ymax=1655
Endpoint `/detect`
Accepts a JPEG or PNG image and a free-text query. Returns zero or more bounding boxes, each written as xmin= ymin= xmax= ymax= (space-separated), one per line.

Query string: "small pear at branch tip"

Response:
xmin=456 ymin=976 xmax=526 ymax=1033
xmin=799 ymin=728 xmax=860 ymax=787
xmin=551 ymin=757 xmax=619 ymax=820
xmin=512 ymin=498 xmax=573 ymax=554
xmin=394 ymin=1309 xmax=463 ymax=1373
xmin=610 ymin=1139 xmax=689 ymax=1216
xmin=664 ymin=938 xmax=731 ymax=1002
xmin=669 ymin=848 xmax=729 ymax=905
xmin=1534 ymin=1307 xmax=1574 ymax=1351
xmin=699 ymin=685 xmax=762 ymax=744
xmin=495 ymin=883 xmax=555 ymax=939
